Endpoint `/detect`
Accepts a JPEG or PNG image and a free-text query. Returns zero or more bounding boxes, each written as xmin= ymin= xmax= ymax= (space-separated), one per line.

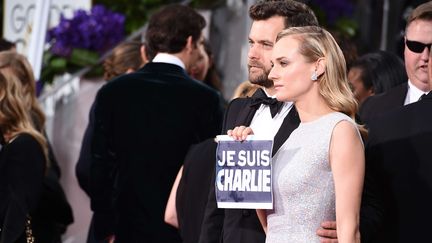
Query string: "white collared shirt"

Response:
xmin=152 ymin=53 xmax=186 ymax=70
xmin=404 ymin=80 xmax=429 ymax=105
xmin=249 ymin=102 xmax=293 ymax=139
xmin=249 ymin=89 xmax=294 ymax=139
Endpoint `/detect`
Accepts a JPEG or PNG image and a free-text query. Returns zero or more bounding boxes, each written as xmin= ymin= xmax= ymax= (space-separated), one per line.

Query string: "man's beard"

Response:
xmin=248 ymin=61 xmax=273 ymax=88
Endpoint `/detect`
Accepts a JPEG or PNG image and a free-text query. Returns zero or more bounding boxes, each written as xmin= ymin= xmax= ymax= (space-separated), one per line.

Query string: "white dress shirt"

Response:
xmin=249 ymin=89 xmax=294 ymax=139
xmin=404 ymin=80 xmax=429 ymax=105
xmin=152 ymin=53 xmax=185 ymax=70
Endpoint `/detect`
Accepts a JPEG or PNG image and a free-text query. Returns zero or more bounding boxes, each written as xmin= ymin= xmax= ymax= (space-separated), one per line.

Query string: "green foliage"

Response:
xmin=308 ymin=0 xmax=358 ymax=38
xmin=41 ymin=48 xmax=101 ymax=84
xmin=334 ymin=17 xmax=358 ymax=37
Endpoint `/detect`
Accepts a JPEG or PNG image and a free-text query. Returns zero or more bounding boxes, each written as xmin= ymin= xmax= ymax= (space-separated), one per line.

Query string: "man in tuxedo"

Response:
xmin=198 ymin=1 xmax=321 ymax=243
xmin=359 ymin=1 xmax=432 ymax=123
xmin=89 ymin=4 xmax=223 ymax=242
xmin=364 ymin=52 xmax=432 ymax=241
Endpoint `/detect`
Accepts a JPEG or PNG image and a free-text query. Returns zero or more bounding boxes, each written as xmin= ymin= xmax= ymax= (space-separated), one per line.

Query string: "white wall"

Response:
xmin=3 ymin=0 xmax=90 ymax=54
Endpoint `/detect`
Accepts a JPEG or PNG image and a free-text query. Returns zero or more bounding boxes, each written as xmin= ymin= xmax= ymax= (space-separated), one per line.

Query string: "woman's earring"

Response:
xmin=311 ymin=71 xmax=318 ymax=81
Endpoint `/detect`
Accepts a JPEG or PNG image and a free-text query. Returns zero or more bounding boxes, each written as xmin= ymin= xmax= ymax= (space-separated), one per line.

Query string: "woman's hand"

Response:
xmin=227 ymin=126 xmax=254 ymax=141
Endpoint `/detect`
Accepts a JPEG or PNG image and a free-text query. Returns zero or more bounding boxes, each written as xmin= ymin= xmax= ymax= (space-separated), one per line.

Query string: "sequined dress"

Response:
xmin=265 ymin=112 xmax=357 ymax=243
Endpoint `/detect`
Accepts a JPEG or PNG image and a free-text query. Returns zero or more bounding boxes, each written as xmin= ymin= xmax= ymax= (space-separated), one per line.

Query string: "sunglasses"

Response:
xmin=405 ymin=39 xmax=432 ymax=53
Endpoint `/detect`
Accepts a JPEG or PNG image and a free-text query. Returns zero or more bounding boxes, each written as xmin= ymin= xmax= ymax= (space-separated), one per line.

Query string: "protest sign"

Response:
xmin=215 ymin=135 xmax=273 ymax=209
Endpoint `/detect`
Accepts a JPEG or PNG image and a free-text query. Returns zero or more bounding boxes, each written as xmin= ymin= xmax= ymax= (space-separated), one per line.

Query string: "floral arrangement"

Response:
xmin=41 ymin=4 xmax=125 ymax=84
xmin=93 ymin=0 xmax=224 ymax=34
xmin=308 ymin=0 xmax=357 ymax=37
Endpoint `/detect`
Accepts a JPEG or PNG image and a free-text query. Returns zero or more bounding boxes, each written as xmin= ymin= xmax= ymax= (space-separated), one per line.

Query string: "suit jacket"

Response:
xmin=199 ymin=89 xmax=300 ymax=243
xmin=76 ymin=102 xmax=96 ymax=197
xmin=365 ymin=92 xmax=432 ymax=242
xmin=359 ymin=82 xmax=408 ymax=124
xmin=76 ymin=103 xmax=109 ymax=243
xmin=90 ymin=63 xmax=224 ymax=242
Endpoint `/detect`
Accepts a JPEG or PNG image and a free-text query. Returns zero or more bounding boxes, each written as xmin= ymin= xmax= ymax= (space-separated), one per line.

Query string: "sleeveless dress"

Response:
xmin=265 ymin=112 xmax=359 ymax=243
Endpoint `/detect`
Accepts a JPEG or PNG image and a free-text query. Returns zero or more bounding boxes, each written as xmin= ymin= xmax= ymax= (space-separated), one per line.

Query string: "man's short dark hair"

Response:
xmin=249 ymin=0 xmax=318 ymax=28
xmin=0 ymin=38 xmax=16 ymax=52
xmin=145 ymin=4 xmax=205 ymax=54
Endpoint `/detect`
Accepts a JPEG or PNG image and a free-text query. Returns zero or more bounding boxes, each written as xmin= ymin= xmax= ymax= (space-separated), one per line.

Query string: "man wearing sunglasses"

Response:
xmin=359 ymin=1 xmax=432 ymax=124
xmin=363 ymin=16 xmax=432 ymax=243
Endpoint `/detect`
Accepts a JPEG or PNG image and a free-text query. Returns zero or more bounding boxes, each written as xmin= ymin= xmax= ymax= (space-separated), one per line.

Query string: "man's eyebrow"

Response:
xmin=257 ymin=40 xmax=273 ymax=45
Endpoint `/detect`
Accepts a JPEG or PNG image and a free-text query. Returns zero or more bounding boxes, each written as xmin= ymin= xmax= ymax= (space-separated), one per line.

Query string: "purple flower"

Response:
xmin=47 ymin=5 xmax=125 ymax=57
xmin=310 ymin=0 xmax=354 ymax=25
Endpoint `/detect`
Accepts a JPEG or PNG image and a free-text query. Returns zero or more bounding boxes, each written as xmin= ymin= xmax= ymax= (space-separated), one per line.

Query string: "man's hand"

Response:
xmin=317 ymin=221 xmax=338 ymax=243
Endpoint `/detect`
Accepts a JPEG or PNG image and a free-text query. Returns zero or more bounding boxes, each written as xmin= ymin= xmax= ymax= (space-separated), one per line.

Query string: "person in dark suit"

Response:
xmin=89 ymin=4 xmax=224 ymax=243
xmin=348 ymin=50 xmax=407 ymax=106
xmin=76 ymin=41 xmax=146 ymax=243
xmin=359 ymin=1 xmax=432 ymax=124
xmin=164 ymin=138 xmax=217 ymax=242
xmin=197 ymin=1 xmax=326 ymax=243
xmin=163 ymin=83 xmax=257 ymax=243
xmin=365 ymin=90 xmax=432 ymax=242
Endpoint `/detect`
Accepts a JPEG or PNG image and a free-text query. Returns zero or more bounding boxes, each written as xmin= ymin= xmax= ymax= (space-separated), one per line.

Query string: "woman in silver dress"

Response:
xmin=229 ymin=26 xmax=365 ymax=243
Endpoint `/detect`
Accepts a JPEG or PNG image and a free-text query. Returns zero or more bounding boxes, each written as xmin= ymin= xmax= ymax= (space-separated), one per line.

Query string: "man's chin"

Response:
xmin=250 ymin=78 xmax=273 ymax=88
xmin=249 ymin=72 xmax=265 ymax=82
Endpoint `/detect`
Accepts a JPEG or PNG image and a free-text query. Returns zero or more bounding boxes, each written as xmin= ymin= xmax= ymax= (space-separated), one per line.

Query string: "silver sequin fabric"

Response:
xmin=266 ymin=112 xmax=356 ymax=243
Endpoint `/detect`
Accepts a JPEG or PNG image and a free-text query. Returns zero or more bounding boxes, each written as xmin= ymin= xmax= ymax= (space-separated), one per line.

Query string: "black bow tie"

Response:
xmin=418 ymin=93 xmax=428 ymax=101
xmin=250 ymin=97 xmax=284 ymax=118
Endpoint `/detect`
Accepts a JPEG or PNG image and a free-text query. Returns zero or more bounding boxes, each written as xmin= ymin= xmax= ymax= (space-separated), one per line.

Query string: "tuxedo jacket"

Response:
xmin=365 ymin=92 xmax=432 ymax=242
xmin=359 ymin=82 xmax=408 ymax=124
xmin=89 ymin=63 xmax=224 ymax=242
xmin=199 ymin=89 xmax=300 ymax=243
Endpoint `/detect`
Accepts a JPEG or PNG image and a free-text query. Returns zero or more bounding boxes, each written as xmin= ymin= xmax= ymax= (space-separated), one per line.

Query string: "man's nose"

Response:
xmin=248 ymin=45 xmax=260 ymax=60
xmin=421 ymin=46 xmax=430 ymax=60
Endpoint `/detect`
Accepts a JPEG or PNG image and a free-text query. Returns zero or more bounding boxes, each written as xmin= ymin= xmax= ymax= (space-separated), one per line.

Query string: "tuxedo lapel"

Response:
xmin=272 ymin=105 xmax=300 ymax=156
xmin=224 ymin=89 xmax=299 ymax=156
xmin=392 ymin=82 xmax=409 ymax=106
xmin=235 ymin=102 xmax=256 ymax=127
xmin=222 ymin=99 xmax=256 ymax=133
xmin=233 ymin=89 xmax=267 ymax=127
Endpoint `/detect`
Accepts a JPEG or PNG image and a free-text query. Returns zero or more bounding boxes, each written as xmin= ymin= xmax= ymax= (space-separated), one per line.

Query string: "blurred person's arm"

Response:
xmin=90 ymin=88 xmax=118 ymax=240
xmin=164 ymin=166 xmax=183 ymax=228
xmin=256 ymin=209 xmax=267 ymax=234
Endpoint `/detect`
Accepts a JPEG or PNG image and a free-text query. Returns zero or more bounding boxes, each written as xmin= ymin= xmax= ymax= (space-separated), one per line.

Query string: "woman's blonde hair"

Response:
xmin=0 ymin=60 xmax=48 ymax=161
xmin=232 ymin=81 xmax=259 ymax=99
xmin=276 ymin=26 xmax=358 ymax=119
xmin=0 ymin=51 xmax=46 ymax=131
xmin=276 ymin=26 xmax=367 ymax=137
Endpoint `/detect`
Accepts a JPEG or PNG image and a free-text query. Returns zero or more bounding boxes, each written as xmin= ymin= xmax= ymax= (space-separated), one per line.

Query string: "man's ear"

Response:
xmin=140 ymin=45 xmax=149 ymax=63
xmin=185 ymin=36 xmax=194 ymax=53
